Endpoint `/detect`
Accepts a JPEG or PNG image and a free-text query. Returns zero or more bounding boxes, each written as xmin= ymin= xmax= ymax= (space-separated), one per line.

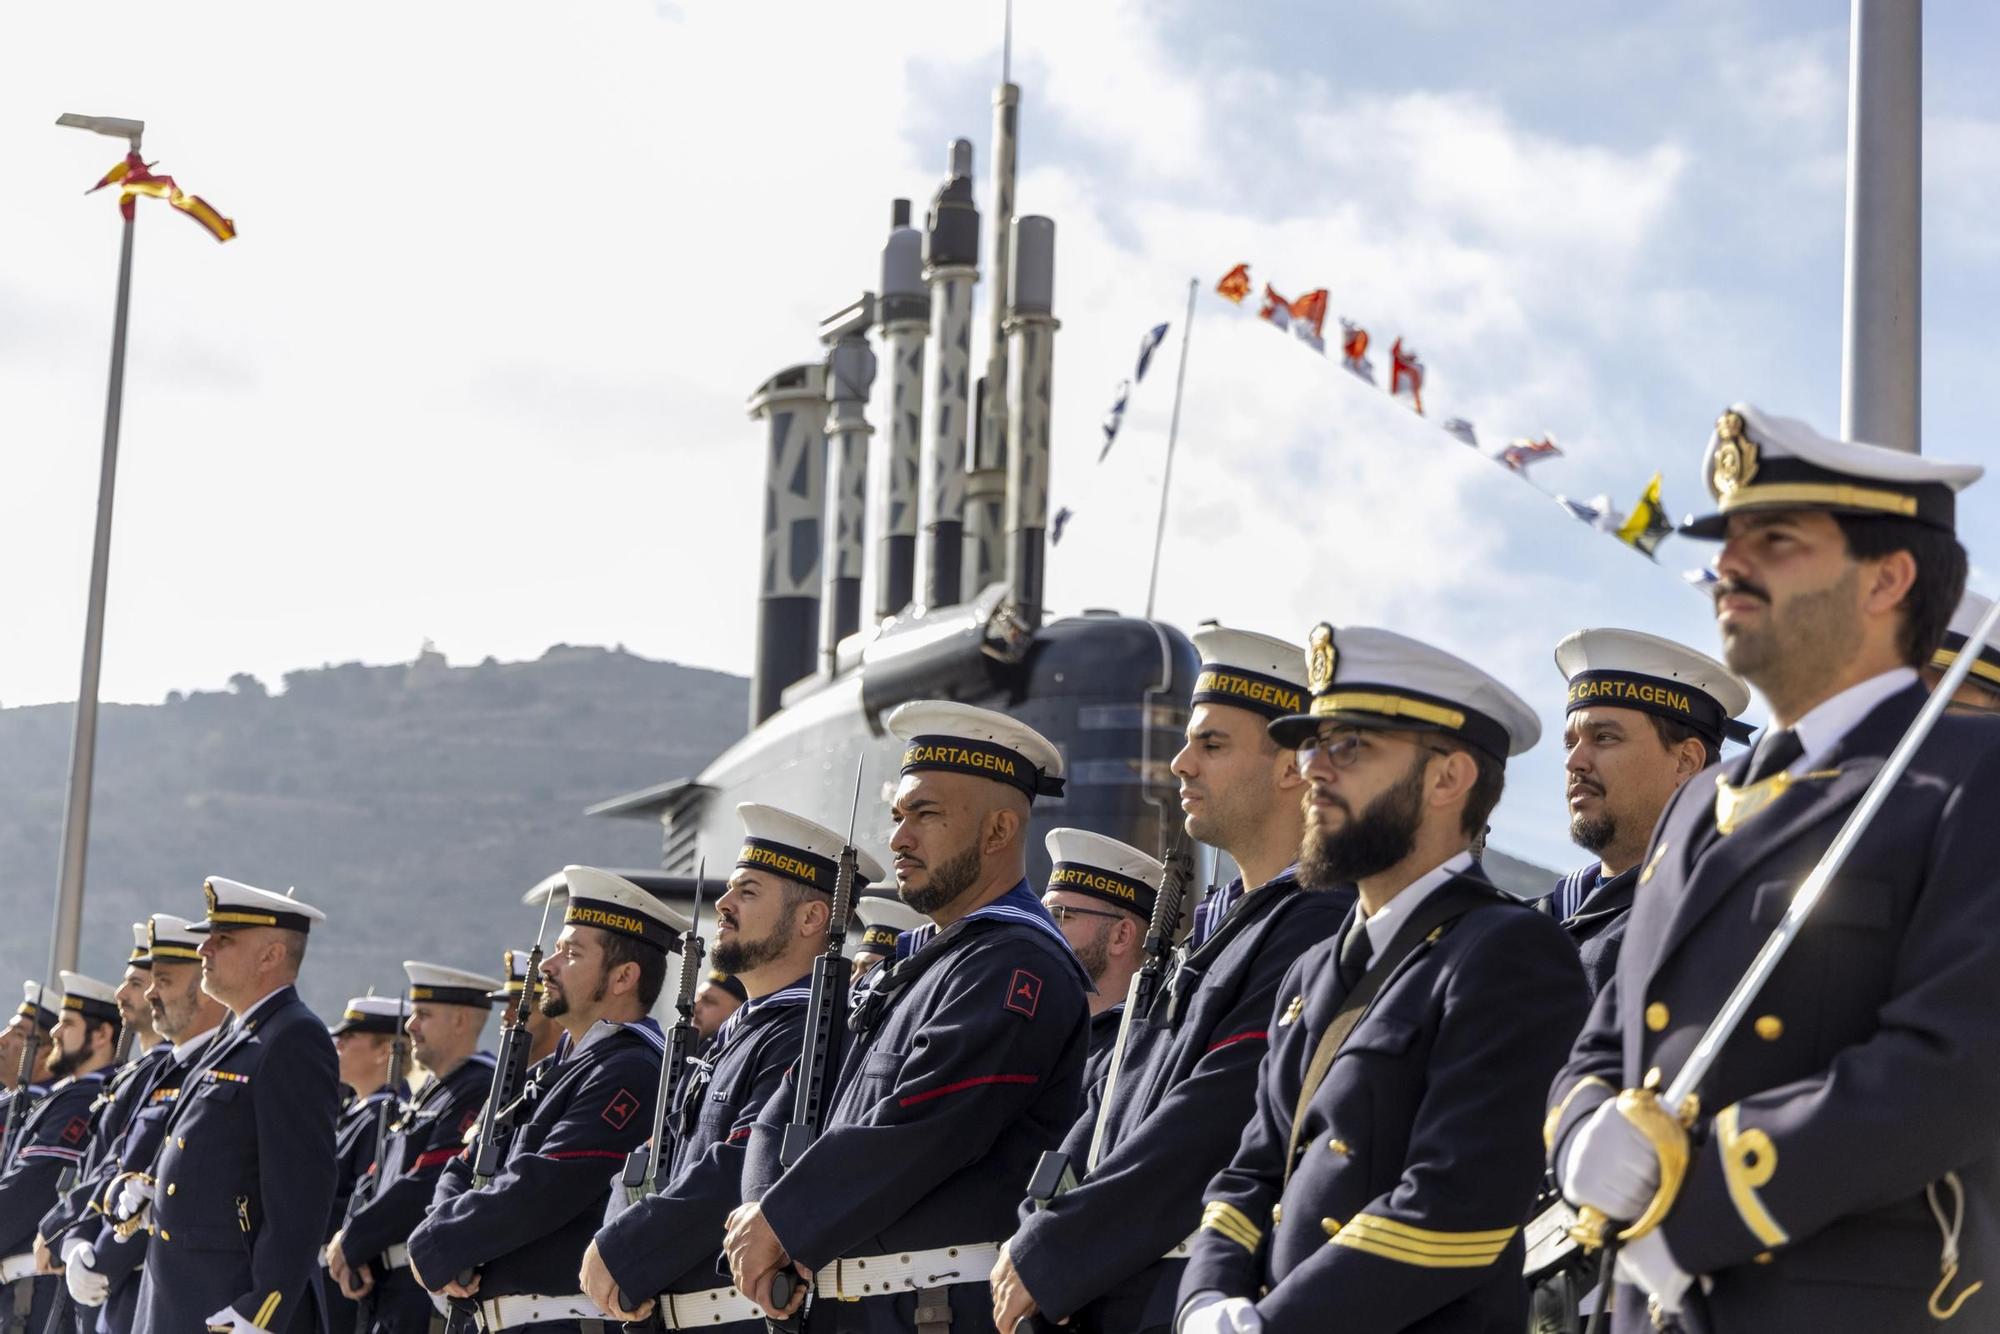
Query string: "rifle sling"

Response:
xmin=1282 ymin=884 xmax=1497 ymax=1188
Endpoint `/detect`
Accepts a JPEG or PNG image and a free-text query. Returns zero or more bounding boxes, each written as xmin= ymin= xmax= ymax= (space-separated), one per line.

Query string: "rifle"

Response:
xmin=766 ymin=759 xmax=866 ymax=1333
xmin=620 ymin=863 xmax=705 ymax=1211
xmin=1 ymin=1019 xmax=46 ymax=1176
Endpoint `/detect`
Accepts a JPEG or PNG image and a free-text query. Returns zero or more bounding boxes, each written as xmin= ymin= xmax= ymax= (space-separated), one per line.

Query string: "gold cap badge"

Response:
xmin=202 ymin=881 xmax=218 ymax=916
xmin=1711 ymin=410 xmax=1759 ymax=497
xmin=1307 ymin=623 xmax=1338 ymax=695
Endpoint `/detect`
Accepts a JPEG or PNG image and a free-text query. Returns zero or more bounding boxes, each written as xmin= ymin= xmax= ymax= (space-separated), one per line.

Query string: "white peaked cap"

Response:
xmin=193 ymin=877 xmax=327 ymax=934
xmin=735 ymin=802 xmax=885 ymax=891
xmin=1273 ymin=623 xmax=1541 ymax=759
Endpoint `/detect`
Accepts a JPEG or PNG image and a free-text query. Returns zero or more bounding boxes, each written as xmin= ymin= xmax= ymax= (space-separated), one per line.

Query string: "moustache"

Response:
xmin=1712 ymin=577 xmax=1770 ymax=606
xmin=1568 ymin=777 xmax=1605 ymax=798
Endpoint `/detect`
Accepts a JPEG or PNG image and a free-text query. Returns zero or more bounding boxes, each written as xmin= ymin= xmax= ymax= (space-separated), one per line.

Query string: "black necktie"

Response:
xmin=1336 ymin=915 xmax=1374 ymax=993
xmin=1745 ymin=728 xmax=1804 ymax=784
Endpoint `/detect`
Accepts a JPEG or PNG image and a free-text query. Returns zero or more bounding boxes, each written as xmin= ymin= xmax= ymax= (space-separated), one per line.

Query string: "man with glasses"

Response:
xmin=1176 ymin=624 xmax=1588 ymax=1334
xmin=1040 ymin=827 xmax=1156 ymax=1090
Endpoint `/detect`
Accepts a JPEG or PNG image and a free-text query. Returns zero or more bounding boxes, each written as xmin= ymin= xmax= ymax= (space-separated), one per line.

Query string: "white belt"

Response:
xmin=0 ymin=1253 xmax=37 ymax=1283
xmin=814 ymin=1244 xmax=1002 ymax=1300
xmin=476 ymin=1291 xmax=605 ymax=1330
xmin=658 ymin=1283 xmax=763 ymax=1328
xmin=383 ymin=1243 xmax=411 ymax=1270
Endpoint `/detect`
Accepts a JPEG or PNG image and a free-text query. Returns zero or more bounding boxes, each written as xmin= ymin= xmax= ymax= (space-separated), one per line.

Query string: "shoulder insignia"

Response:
xmin=1639 ymin=841 xmax=1670 ymax=884
xmin=60 ymin=1115 xmax=90 ymax=1146
xmin=1279 ymin=995 xmax=1304 ymax=1027
xmin=600 ymin=1088 xmax=641 ymax=1131
xmin=1004 ymin=969 xmax=1043 ymax=1019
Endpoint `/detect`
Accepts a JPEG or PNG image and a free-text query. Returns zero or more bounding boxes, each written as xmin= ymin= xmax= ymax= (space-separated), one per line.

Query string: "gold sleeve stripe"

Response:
xmin=1340 ymin=1214 xmax=1518 ymax=1246
xmin=1717 ymin=1103 xmax=1788 ymax=1247
xmin=1200 ymin=1200 xmax=1263 ymax=1253
xmin=1331 ymin=1215 xmax=1516 ymax=1268
xmin=1544 ymin=1075 xmax=1614 ymax=1151
xmin=254 ymin=1292 xmax=281 ymax=1328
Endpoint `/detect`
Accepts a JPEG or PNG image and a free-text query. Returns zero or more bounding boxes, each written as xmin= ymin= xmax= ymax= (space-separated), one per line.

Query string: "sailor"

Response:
xmin=115 ymin=924 xmax=164 ymax=1053
xmin=996 ymin=625 xmax=1353 ymax=1334
xmin=726 ymin=700 xmax=1090 ymax=1334
xmin=583 ymin=806 xmax=883 ymax=1330
xmin=494 ymin=950 xmax=563 ymax=1068
xmin=1177 ymin=624 xmax=1589 ymax=1334
xmin=1038 ymin=828 xmax=1155 ymax=1091
xmin=322 ymin=997 xmax=407 ymax=1334
xmin=326 ymin=960 xmax=499 ymax=1333
xmin=1547 ymin=405 xmax=2000 ymax=1332
xmin=849 ymin=897 xmax=927 ymax=986
xmin=1921 ymin=589 xmax=2000 ymax=715
xmin=0 ymin=974 xmax=120 ymax=1332
xmin=0 ymin=986 xmax=58 ymax=1169
xmin=1548 ymin=627 xmax=1751 ymax=992
xmin=74 ymin=913 xmax=228 ymax=1334
xmin=693 ymin=972 xmax=746 ymax=1050
xmin=124 ymin=879 xmax=335 ymax=1334
xmin=408 ymin=867 xmax=678 ymax=1333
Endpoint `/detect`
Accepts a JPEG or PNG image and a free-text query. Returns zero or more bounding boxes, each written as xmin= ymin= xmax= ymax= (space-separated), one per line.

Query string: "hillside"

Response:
xmin=0 ymin=645 xmax=747 ymax=1018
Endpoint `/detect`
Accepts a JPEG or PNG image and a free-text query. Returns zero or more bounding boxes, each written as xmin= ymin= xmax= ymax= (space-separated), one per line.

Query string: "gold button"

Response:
xmin=1320 ymin=1217 xmax=1341 ymax=1239
xmin=1271 ymin=1204 xmax=1283 ymax=1225
xmin=159 ymin=1230 xmax=169 ymax=1242
xmin=1328 ymin=1138 xmax=1350 ymax=1156
xmin=176 ymin=1137 xmax=186 ymax=1149
xmin=1645 ymin=1002 xmax=1669 ymax=1032
xmin=1754 ymin=1015 xmax=1783 ymax=1041
xmin=166 ymin=1183 xmax=176 ymax=1196
xmin=1754 ymin=1251 xmax=1774 ymax=1265
xmin=1644 ymin=1067 xmax=1663 ymax=1091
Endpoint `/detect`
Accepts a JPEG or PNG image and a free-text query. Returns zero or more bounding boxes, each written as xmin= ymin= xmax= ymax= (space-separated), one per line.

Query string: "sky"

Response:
xmin=3 ymin=1 xmax=1998 ymax=870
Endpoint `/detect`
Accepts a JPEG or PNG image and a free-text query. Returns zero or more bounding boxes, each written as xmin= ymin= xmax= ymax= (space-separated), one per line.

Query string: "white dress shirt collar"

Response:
xmin=1364 ymin=850 xmax=1476 ymax=955
xmin=1785 ymin=667 xmax=1917 ymax=773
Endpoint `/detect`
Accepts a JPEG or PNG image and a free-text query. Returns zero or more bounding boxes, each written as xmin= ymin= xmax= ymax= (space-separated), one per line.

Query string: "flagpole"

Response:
xmin=48 ymin=113 xmax=146 ymax=982
xmin=1144 ymin=277 xmax=1198 ymax=621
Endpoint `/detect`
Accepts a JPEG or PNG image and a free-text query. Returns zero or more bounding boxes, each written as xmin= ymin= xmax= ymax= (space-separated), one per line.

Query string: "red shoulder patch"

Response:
xmin=1004 ymin=969 xmax=1043 ymax=1019
xmin=601 ymin=1088 xmax=640 ymax=1130
xmin=60 ymin=1115 xmax=89 ymax=1146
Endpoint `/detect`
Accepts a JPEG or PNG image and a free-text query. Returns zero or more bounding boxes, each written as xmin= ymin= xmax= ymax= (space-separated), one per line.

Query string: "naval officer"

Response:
xmin=1040 ymin=828 xmax=1155 ymax=1090
xmin=1549 ymin=405 xmax=2000 ymax=1331
xmin=322 ymin=997 xmax=406 ymax=1334
xmin=996 ymin=625 xmax=1352 ymax=1334
xmin=727 ymin=700 xmax=1090 ymax=1334
xmin=583 ymin=806 xmax=882 ymax=1330
xmin=1177 ymin=625 xmax=1589 ymax=1334
xmin=327 ymin=961 xmax=499 ymax=1333
xmin=409 ymin=867 xmax=678 ymax=1332
xmin=1922 ymin=589 xmax=2000 ymax=715
xmin=129 ymin=879 xmax=337 ymax=1334
xmin=1549 ymin=628 xmax=1751 ymax=993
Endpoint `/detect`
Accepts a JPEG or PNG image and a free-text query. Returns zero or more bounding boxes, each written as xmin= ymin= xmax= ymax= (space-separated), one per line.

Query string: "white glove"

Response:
xmin=115 ymin=1176 xmax=155 ymax=1220
xmin=1562 ymin=1100 xmax=1661 ymax=1221
xmin=204 ymin=1306 xmax=261 ymax=1333
xmin=65 ymin=1246 xmax=109 ymax=1308
xmin=1615 ymin=1229 xmax=1692 ymax=1315
xmin=59 ymin=1234 xmax=92 ymax=1266
xmin=1179 ymin=1296 xmax=1263 ymax=1334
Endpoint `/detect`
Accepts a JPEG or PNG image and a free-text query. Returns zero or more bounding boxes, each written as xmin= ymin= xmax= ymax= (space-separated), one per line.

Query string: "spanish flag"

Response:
xmin=1616 ymin=472 xmax=1673 ymax=560
xmin=89 ymin=152 xmax=235 ymax=243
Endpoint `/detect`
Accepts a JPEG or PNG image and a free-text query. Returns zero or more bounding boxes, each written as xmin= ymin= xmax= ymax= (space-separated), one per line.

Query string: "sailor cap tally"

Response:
xmin=58 ymin=972 xmax=121 ymax=1026
xmin=1045 ymin=828 xmax=1162 ymax=921
xmin=127 ymin=923 xmax=152 ymax=969
xmin=190 ymin=877 xmax=328 ymax=935
xmin=1271 ymin=624 xmax=1541 ymax=760
xmin=144 ymin=913 xmax=202 ymax=964
xmin=562 ymin=865 xmax=685 ymax=953
xmin=1932 ymin=590 xmax=2000 ymax=688
xmin=331 ymin=995 xmax=407 ymax=1036
xmin=888 ymin=701 xmax=1066 ymax=801
xmin=1556 ymin=628 xmax=1753 ymax=748
xmin=16 ymin=982 xmax=57 ymax=1031
xmin=735 ymin=803 xmax=886 ymax=894
xmin=1682 ymin=403 xmax=1982 ymax=539
xmin=853 ymin=896 xmax=928 ymax=958
xmin=1191 ymin=625 xmax=1311 ymax=721
xmin=402 ymin=961 xmax=504 ymax=1009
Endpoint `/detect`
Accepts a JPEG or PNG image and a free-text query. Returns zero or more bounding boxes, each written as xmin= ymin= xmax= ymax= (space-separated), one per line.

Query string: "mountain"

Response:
xmin=0 ymin=645 xmax=748 ymax=1018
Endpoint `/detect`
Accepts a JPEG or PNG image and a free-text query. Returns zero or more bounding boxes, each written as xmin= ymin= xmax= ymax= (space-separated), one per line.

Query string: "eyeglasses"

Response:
xmin=1044 ymin=904 xmax=1127 ymax=926
xmin=1294 ymin=728 xmax=1450 ymax=772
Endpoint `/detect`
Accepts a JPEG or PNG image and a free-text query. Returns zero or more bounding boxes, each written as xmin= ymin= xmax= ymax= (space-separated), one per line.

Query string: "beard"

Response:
xmin=47 ymin=1042 xmax=85 ymax=1080
xmin=1071 ymin=923 xmax=1114 ymax=987
xmin=541 ymin=972 xmax=609 ymax=1019
xmin=1570 ymin=810 xmax=1617 ymax=854
xmin=1719 ymin=567 xmax=1861 ymax=685
xmin=899 ymin=842 xmax=982 ymax=916
xmin=1298 ymin=754 xmax=1426 ymax=889
xmin=713 ymin=903 xmax=799 ymax=975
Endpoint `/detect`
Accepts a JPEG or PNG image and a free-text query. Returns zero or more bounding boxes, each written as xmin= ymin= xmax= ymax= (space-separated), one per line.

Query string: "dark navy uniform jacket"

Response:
xmin=133 ymin=986 xmax=338 ymax=1334
xmin=1080 ymin=1005 xmax=1123 ymax=1096
xmin=595 ymin=981 xmax=809 ymax=1327
xmin=409 ymin=1020 xmax=662 ymax=1311
xmin=1181 ymin=865 xmax=1588 ymax=1334
xmin=85 ymin=1031 xmax=219 ymax=1334
xmin=38 ymin=1044 xmax=171 ymax=1252
xmin=0 ymin=1070 xmax=107 ymax=1332
xmin=322 ymin=1086 xmax=397 ymax=1334
xmin=745 ymin=882 xmax=1089 ymax=1334
xmin=1549 ymin=684 xmax=2000 ymax=1333
xmin=1012 ymin=869 xmax=1351 ymax=1333
xmin=1542 ymin=863 xmax=1638 ymax=998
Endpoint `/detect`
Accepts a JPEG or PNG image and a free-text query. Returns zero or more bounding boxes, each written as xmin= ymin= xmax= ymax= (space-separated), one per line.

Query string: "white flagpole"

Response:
xmin=1840 ymin=0 xmax=1921 ymax=454
xmin=1144 ymin=277 xmax=1199 ymax=621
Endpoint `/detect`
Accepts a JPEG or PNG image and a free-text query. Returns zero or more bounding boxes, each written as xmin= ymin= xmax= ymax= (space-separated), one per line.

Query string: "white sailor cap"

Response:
xmin=1933 ymin=590 xmax=2000 ymax=688
xmin=561 ymin=865 xmax=685 ymax=954
xmin=144 ymin=914 xmax=202 ymax=964
xmin=852 ymin=896 xmax=928 ymax=959
xmin=58 ymin=971 xmax=121 ymax=1025
xmin=1272 ymin=623 xmax=1541 ymax=760
xmin=16 ymin=982 xmax=57 ymax=1030
xmin=402 ymin=961 xmax=504 ymax=1009
xmin=1191 ymin=624 xmax=1311 ymax=721
xmin=191 ymin=877 xmax=327 ymax=935
xmin=1556 ymin=628 xmax=1753 ymax=748
xmin=127 ymin=923 xmax=152 ymax=969
xmin=735 ymin=803 xmax=886 ymax=894
xmin=331 ymin=995 xmax=407 ymax=1036
xmin=1683 ymin=403 xmax=1983 ymax=539
xmin=887 ymin=700 xmax=1066 ymax=801
xmin=1045 ymin=828 xmax=1162 ymax=920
